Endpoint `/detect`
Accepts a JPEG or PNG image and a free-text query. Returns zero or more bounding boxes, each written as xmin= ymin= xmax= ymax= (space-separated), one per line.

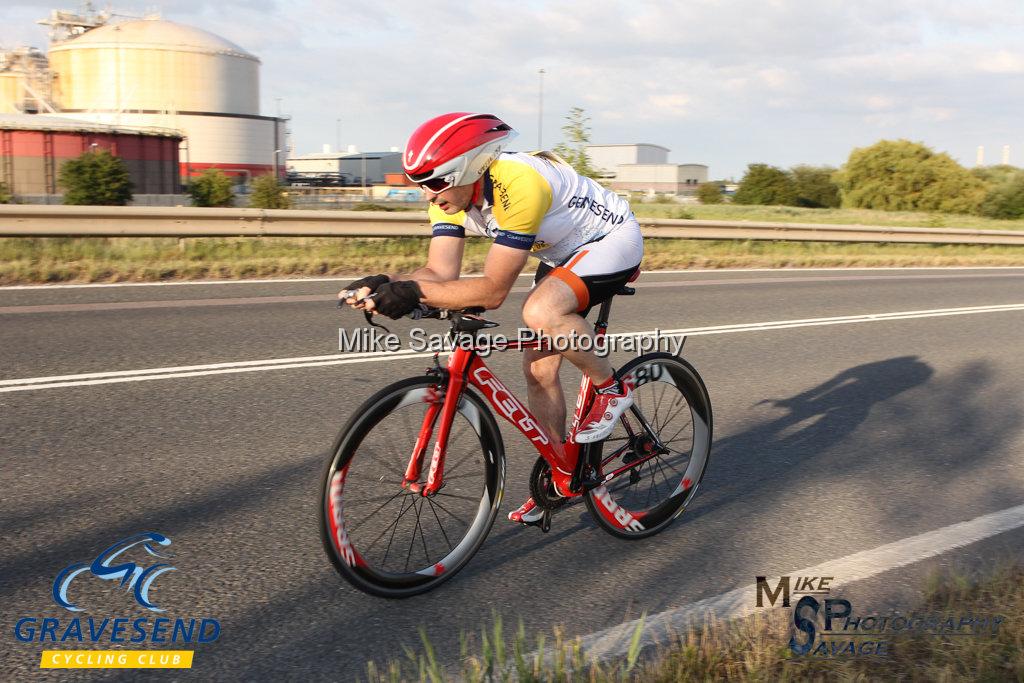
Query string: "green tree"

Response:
xmin=733 ymin=163 xmax=797 ymax=205
xmin=834 ymin=139 xmax=986 ymax=214
xmin=0 ymin=181 xmax=11 ymax=204
xmin=696 ymin=182 xmax=723 ymax=204
xmin=790 ymin=165 xmax=841 ymax=208
xmin=189 ymin=169 xmax=235 ymax=207
xmin=249 ymin=173 xmax=292 ymax=209
xmin=58 ymin=149 xmax=134 ymax=205
xmin=552 ymin=107 xmax=599 ymax=178
xmin=979 ymin=174 xmax=1024 ymax=219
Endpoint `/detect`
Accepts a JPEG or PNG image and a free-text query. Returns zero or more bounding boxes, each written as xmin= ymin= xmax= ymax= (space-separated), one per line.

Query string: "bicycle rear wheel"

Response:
xmin=320 ymin=376 xmax=504 ymax=597
xmin=584 ymin=352 xmax=712 ymax=539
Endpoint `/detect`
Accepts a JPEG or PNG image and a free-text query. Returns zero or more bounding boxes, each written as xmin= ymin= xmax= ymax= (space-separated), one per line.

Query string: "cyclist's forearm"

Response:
xmin=392 ymin=266 xmax=453 ymax=283
xmin=418 ymin=278 xmax=507 ymax=310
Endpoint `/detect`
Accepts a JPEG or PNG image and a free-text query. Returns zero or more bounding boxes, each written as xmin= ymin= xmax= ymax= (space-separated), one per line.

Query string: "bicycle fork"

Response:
xmin=402 ymin=351 xmax=472 ymax=496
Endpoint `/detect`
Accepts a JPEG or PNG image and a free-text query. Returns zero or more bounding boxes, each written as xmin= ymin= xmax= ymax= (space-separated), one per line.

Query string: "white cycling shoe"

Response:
xmin=508 ymin=497 xmax=545 ymax=525
xmin=574 ymin=385 xmax=633 ymax=444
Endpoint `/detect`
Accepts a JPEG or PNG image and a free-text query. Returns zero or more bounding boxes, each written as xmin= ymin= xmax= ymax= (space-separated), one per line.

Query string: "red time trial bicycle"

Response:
xmin=320 ymin=276 xmax=712 ymax=598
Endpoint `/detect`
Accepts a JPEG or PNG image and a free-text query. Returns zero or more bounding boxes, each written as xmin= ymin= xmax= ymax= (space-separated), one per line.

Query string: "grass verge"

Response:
xmin=3 ymin=236 xmax=1024 ymax=285
xmin=632 ymin=202 xmax=1024 ymax=230
xmin=366 ymin=563 xmax=1023 ymax=681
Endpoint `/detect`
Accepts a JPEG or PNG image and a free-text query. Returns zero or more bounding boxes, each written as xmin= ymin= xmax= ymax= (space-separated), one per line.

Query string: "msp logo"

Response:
xmin=13 ymin=533 xmax=221 ymax=670
xmin=53 ymin=532 xmax=176 ymax=613
xmin=755 ymin=575 xmax=1005 ymax=658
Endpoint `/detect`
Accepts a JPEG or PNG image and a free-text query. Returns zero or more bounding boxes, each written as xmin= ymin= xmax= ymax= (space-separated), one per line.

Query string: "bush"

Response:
xmin=188 ymin=169 xmax=235 ymax=207
xmin=59 ymin=149 xmax=134 ymax=205
xmin=249 ymin=174 xmax=292 ymax=209
xmin=790 ymin=165 xmax=841 ymax=208
xmin=971 ymin=164 xmax=1022 ymax=186
xmin=733 ymin=163 xmax=796 ymax=205
xmin=697 ymin=182 xmax=723 ymax=204
xmin=835 ymin=139 xmax=986 ymax=214
xmin=980 ymin=174 xmax=1024 ymax=219
xmin=0 ymin=181 xmax=11 ymax=204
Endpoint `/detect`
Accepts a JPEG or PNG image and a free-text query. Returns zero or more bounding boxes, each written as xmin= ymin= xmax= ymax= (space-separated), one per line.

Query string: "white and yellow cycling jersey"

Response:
xmin=428 ymin=151 xmax=637 ymax=266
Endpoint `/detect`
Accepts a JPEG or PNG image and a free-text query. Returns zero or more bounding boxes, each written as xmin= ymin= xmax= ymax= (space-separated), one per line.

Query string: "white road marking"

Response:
xmin=2 ymin=302 xmax=1023 ymax=393
xmin=576 ymin=502 xmax=1024 ymax=664
xmin=3 ymin=266 xmax=1022 ymax=290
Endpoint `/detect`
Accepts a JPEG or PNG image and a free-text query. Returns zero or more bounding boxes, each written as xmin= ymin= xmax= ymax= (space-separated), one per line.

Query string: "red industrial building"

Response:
xmin=0 ymin=114 xmax=181 ymax=195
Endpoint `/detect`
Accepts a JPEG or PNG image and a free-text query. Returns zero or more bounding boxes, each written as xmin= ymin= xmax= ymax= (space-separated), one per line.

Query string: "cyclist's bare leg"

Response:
xmin=521 ymin=276 xmax=614 ymax=386
xmin=522 ymin=348 xmax=566 ymax=441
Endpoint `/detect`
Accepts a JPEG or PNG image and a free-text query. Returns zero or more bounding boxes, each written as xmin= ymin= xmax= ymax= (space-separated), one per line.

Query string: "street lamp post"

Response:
xmin=537 ymin=68 xmax=545 ymax=150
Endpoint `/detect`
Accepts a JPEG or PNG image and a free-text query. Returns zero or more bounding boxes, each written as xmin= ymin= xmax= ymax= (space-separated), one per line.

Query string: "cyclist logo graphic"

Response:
xmin=52 ymin=532 xmax=176 ymax=613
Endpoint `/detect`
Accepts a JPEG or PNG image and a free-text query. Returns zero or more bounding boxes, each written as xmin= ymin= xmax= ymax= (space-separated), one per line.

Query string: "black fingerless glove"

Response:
xmin=345 ymin=273 xmax=390 ymax=293
xmin=373 ymin=281 xmax=424 ymax=319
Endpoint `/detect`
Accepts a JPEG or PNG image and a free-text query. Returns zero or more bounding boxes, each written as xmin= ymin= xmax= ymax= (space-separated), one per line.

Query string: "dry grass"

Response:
xmin=2 ymin=236 xmax=1023 ymax=285
xmin=364 ymin=564 xmax=1023 ymax=682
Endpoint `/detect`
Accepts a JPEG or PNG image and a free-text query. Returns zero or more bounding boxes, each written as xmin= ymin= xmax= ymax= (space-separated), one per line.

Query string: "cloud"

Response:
xmin=976 ymin=50 xmax=1024 ymax=74
xmin=3 ymin=0 xmax=1024 ymax=177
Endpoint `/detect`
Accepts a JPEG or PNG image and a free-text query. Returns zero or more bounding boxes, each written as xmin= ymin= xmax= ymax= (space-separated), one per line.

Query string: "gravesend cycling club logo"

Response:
xmin=53 ymin=532 xmax=176 ymax=612
xmin=755 ymin=574 xmax=1005 ymax=658
xmin=13 ymin=532 xmax=222 ymax=670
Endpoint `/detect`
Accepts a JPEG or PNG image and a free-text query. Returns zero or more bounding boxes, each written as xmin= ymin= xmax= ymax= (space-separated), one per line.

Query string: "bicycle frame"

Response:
xmin=402 ymin=329 xmax=606 ymax=497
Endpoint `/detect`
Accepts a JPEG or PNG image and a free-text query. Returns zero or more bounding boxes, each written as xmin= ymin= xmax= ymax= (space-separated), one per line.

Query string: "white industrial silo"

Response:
xmin=46 ymin=17 xmax=285 ymax=181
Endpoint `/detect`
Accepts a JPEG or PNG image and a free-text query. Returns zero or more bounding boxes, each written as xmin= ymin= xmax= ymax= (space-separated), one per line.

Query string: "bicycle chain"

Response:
xmin=528 ymin=457 xmax=570 ymax=512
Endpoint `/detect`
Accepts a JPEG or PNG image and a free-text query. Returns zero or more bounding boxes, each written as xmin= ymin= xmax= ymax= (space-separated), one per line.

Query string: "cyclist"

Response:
xmin=340 ymin=112 xmax=643 ymax=525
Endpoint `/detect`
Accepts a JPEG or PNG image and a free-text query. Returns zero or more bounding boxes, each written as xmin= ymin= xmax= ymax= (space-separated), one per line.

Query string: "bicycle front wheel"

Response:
xmin=320 ymin=376 xmax=505 ymax=598
xmin=584 ymin=353 xmax=712 ymax=539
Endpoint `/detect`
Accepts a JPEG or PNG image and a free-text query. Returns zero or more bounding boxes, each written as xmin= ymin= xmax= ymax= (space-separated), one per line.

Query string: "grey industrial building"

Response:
xmin=586 ymin=143 xmax=708 ymax=194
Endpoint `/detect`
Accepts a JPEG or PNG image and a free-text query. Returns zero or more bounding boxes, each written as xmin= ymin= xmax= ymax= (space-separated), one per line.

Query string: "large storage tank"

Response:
xmin=0 ymin=47 xmax=54 ymax=114
xmin=0 ymin=74 xmax=18 ymax=114
xmin=45 ymin=17 xmax=284 ymax=180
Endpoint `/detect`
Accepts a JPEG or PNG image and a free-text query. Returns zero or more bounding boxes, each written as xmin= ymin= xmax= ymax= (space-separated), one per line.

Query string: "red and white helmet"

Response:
xmin=403 ymin=113 xmax=517 ymax=192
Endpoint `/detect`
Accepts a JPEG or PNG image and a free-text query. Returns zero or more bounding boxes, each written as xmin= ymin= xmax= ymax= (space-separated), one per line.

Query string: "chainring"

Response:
xmin=528 ymin=456 xmax=570 ymax=512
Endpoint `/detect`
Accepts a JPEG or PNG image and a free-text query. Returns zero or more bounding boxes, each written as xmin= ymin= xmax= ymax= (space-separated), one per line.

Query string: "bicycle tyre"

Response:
xmin=320 ymin=376 xmax=505 ymax=597
xmin=584 ymin=352 xmax=712 ymax=539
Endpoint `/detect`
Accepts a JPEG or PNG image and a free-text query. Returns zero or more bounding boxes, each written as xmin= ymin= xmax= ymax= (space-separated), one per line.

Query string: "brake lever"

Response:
xmin=336 ymin=291 xmax=392 ymax=334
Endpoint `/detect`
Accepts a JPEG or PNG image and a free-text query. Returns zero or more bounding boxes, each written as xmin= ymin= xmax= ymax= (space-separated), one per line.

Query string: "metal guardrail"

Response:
xmin=1 ymin=205 xmax=1023 ymax=245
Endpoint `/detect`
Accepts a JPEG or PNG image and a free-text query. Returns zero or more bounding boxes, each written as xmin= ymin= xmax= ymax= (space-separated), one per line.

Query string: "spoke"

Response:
xmin=644 ymin=458 xmax=665 ymax=509
xmin=655 ymin=455 xmax=687 ymax=476
xmin=428 ymin=497 xmax=472 ymax=527
xmin=377 ymin=494 xmax=416 ymax=568
xmin=344 ymin=491 xmax=407 ymax=504
xmin=652 ymin=382 xmax=669 ymax=432
xmin=406 ymin=498 xmax=426 ymax=571
xmin=425 ymin=498 xmax=454 ymax=551
xmin=438 ymin=472 xmax=483 ymax=482
xmin=347 ymin=490 xmax=407 ymax=535
xmin=657 ymin=399 xmax=692 ymax=439
xmin=434 ymin=491 xmax=482 ymax=503
xmin=662 ymin=418 xmax=695 ymax=448
xmin=652 ymin=457 xmax=671 ymax=496
xmin=449 ymin=420 xmax=469 ymax=448
xmin=353 ymin=441 xmax=408 ymax=480
xmin=414 ymin=498 xmax=431 ymax=568
xmin=443 ymin=448 xmax=481 ymax=478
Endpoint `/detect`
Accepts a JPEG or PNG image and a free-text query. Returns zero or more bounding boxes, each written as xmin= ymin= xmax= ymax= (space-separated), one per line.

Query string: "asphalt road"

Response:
xmin=2 ymin=267 xmax=1023 ymax=680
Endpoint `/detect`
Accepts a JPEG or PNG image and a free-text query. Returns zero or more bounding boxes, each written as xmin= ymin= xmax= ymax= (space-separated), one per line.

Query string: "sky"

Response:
xmin=3 ymin=1 xmax=1024 ymax=179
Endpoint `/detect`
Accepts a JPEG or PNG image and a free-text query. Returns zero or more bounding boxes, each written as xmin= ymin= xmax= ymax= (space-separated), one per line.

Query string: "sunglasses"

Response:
xmin=416 ymin=174 xmax=457 ymax=193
